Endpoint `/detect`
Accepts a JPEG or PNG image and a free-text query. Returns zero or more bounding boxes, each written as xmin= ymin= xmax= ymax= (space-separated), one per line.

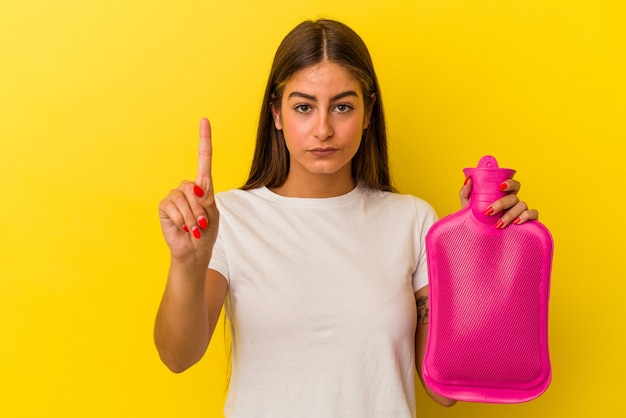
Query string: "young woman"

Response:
xmin=155 ymin=19 xmax=538 ymax=417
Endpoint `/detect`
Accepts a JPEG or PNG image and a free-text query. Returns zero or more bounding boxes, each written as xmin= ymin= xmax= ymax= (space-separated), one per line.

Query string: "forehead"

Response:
xmin=285 ymin=61 xmax=362 ymax=96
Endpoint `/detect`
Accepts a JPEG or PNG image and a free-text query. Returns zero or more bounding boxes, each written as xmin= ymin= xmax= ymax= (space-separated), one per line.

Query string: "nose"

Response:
xmin=315 ymin=112 xmax=334 ymax=140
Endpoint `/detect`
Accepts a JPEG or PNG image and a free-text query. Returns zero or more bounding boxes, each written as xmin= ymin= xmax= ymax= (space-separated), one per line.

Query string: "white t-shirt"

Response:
xmin=209 ymin=184 xmax=438 ymax=418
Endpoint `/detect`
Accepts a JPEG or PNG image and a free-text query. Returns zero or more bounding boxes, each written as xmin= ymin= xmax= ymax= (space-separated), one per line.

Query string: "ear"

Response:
xmin=363 ymin=93 xmax=376 ymax=129
xmin=270 ymin=102 xmax=282 ymax=130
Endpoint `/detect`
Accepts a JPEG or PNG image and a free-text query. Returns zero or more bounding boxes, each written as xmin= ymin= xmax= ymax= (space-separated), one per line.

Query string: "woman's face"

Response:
xmin=272 ymin=61 xmax=372 ymax=184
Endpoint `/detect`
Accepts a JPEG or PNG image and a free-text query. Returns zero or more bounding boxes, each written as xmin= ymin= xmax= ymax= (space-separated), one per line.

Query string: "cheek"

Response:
xmin=282 ymin=117 xmax=310 ymax=144
xmin=341 ymin=117 xmax=367 ymax=142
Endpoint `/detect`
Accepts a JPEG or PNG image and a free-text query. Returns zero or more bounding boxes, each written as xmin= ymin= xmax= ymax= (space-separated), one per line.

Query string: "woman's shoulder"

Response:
xmin=362 ymin=185 xmax=436 ymax=214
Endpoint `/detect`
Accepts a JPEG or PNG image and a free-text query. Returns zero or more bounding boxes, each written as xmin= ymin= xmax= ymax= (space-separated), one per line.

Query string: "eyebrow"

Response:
xmin=287 ymin=90 xmax=359 ymax=102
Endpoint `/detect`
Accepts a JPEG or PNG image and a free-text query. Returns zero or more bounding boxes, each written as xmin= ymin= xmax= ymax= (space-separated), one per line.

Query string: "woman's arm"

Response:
xmin=155 ymin=265 xmax=227 ymax=373
xmin=154 ymin=118 xmax=226 ymax=372
xmin=414 ymin=286 xmax=457 ymax=407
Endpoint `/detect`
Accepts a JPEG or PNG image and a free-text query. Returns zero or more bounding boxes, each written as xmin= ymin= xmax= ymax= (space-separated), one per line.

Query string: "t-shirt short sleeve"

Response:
xmin=208 ymin=197 xmax=230 ymax=284
xmin=411 ymin=196 xmax=438 ymax=292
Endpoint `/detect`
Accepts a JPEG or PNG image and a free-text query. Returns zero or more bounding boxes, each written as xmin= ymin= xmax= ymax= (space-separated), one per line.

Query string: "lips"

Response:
xmin=309 ymin=147 xmax=338 ymax=157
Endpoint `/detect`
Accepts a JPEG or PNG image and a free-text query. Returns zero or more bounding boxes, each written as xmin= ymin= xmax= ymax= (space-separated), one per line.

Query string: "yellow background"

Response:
xmin=1 ymin=0 xmax=624 ymax=417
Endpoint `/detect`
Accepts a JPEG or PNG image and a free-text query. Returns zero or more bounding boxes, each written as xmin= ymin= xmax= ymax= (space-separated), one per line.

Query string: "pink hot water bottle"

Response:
xmin=423 ymin=155 xmax=553 ymax=403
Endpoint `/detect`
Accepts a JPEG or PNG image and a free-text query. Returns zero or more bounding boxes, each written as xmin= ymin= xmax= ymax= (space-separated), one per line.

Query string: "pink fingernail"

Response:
xmin=498 ymin=182 xmax=507 ymax=191
xmin=495 ymin=219 xmax=504 ymax=229
xmin=192 ymin=226 xmax=201 ymax=239
xmin=193 ymin=185 xmax=205 ymax=198
xmin=198 ymin=217 xmax=208 ymax=229
xmin=484 ymin=206 xmax=495 ymax=216
xmin=513 ymin=217 xmax=522 ymax=225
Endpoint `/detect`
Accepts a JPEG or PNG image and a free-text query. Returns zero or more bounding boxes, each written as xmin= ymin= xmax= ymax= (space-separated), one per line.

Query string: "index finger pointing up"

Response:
xmin=196 ymin=117 xmax=213 ymax=192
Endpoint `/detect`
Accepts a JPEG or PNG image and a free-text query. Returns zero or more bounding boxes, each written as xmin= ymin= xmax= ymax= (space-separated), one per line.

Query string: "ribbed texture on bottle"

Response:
xmin=428 ymin=220 xmax=547 ymax=387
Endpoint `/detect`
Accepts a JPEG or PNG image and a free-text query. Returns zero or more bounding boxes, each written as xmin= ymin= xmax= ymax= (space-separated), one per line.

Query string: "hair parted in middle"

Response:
xmin=242 ymin=19 xmax=394 ymax=192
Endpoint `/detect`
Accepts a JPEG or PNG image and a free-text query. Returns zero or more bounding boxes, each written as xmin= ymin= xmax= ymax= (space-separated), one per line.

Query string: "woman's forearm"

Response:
xmin=414 ymin=287 xmax=457 ymax=407
xmin=154 ymin=256 xmax=223 ymax=373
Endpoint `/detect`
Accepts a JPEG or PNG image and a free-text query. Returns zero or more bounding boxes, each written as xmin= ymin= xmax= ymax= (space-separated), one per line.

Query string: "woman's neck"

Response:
xmin=270 ymin=171 xmax=356 ymax=198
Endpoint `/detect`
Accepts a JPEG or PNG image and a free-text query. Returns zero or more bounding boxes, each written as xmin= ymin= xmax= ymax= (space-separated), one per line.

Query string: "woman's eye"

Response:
xmin=334 ymin=104 xmax=353 ymax=113
xmin=295 ymin=104 xmax=312 ymax=113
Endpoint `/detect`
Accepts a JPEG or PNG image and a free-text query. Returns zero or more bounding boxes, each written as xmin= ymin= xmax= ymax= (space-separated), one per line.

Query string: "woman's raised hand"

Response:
xmin=159 ymin=118 xmax=220 ymax=260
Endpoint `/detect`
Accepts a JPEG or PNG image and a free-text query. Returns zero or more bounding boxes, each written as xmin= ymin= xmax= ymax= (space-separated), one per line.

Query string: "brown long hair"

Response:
xmin=242 ymin=19 xmax=394 ymax=192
